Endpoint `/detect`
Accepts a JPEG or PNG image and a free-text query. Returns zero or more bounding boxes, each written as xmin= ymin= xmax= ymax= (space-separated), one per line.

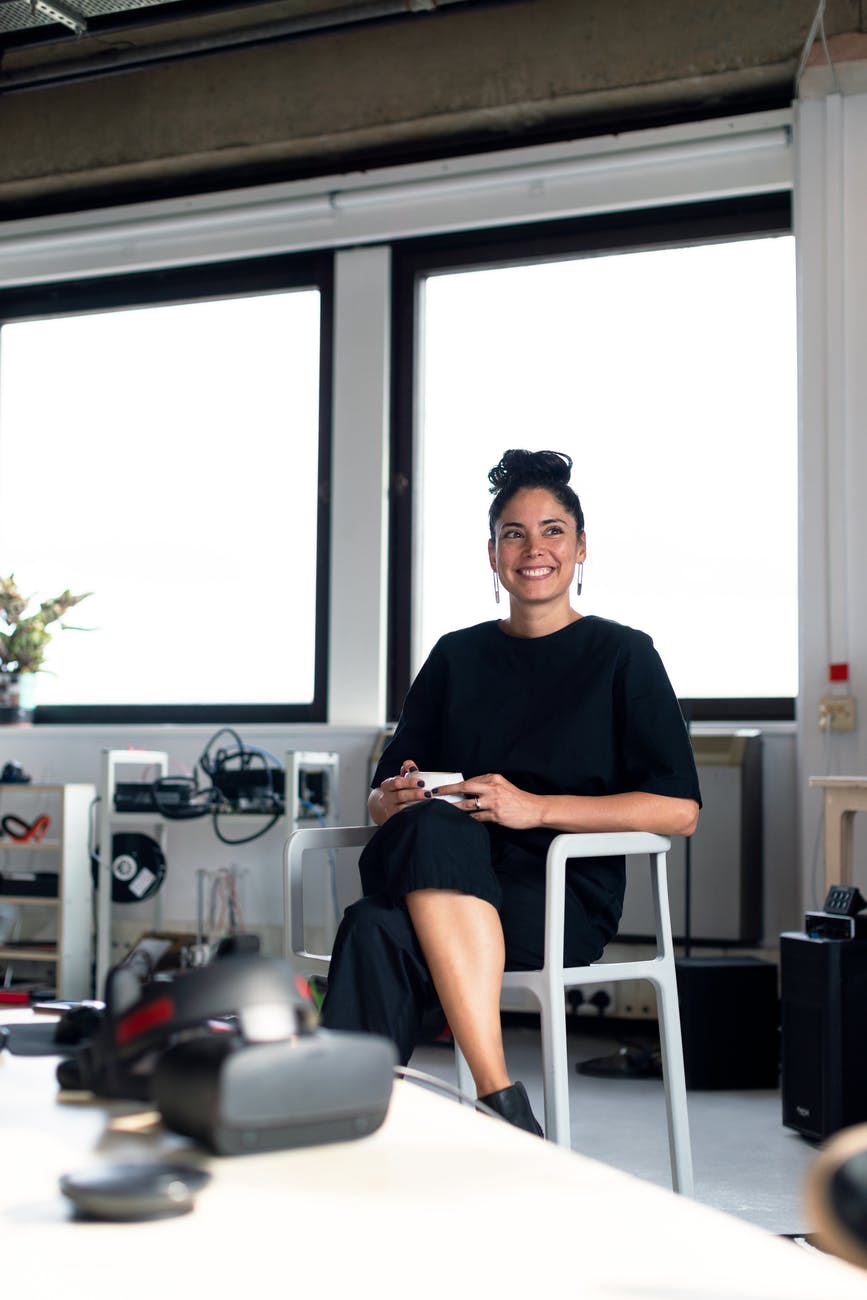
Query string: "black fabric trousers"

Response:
xmin=320 ymin=800 xmax=611 ymax=1064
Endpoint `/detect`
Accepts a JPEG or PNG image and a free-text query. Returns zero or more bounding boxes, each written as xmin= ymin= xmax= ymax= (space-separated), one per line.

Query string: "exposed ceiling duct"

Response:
xmin=0 ymin=0 xmax=486 ymax=93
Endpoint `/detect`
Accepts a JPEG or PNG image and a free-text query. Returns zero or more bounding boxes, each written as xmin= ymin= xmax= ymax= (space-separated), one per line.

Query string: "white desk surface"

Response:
xmin=2 ymin=1012 xmax=867 ymax=1300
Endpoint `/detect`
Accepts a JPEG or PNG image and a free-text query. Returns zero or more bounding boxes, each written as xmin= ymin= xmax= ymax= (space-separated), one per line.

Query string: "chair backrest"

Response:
xmin=284 ymin=825 xmax=375 ymax=974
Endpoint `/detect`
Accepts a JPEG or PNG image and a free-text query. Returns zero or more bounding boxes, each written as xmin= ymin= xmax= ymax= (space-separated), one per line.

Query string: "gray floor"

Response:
xmin=410 ymin=1021 xmax=818 ymax=1236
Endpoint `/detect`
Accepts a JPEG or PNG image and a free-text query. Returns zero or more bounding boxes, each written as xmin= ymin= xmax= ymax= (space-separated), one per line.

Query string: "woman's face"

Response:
xmin=488 ymin=487 xmax=586 ymax=609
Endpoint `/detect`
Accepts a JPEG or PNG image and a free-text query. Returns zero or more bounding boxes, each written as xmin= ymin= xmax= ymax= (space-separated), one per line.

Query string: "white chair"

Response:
xmin=284 ymin=826 xmax=693 ymax=1196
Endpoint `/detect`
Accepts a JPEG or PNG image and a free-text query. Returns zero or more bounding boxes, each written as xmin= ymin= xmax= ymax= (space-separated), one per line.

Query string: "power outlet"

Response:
xmin=819 ymin=695 xmax=857 ymax=732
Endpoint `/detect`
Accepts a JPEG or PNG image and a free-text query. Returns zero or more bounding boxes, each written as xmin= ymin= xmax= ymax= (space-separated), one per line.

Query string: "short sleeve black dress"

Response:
xmin=321 ymin=614 xmax=701 ymax=1062
xmin=370 ymin=615 xmax=701 ymax=967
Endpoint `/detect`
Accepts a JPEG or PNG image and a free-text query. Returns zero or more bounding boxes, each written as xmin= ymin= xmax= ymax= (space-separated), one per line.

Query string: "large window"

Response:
xmin=0 ymin=254 xmax=332 ymax=722
xmin=391 ymin=198 xmax=796 ymax=720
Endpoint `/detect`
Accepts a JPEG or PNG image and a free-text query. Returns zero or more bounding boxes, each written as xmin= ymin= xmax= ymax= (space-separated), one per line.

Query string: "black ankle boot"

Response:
xmin=478 ymin=1081 xmax=543 ymax=1137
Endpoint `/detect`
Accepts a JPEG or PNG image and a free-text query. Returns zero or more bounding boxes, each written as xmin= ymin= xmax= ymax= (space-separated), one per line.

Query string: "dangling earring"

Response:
xmin=492 ymin=570 xmax=500 ymax=604
xmin=575 ymin=562 xmax=584 ymax=597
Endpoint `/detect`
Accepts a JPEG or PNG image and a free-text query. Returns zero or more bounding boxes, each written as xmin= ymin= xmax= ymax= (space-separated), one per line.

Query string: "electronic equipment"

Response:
xmin=287 ymin=750 xmax=338 ymax=823
xmin=91 ymin=832 xmax=166 ymax=904
xmin=804 ymin=883 xmax=867 ymax=941
xmin=114 ymin=779 xmax=210 ymax=817
xmin=824 ymin=885 xmax=867 ymax=916
xmin=675 ymin=956 xmax=779 ymax=1090
xmin=57 ymin=954 xmax=396 ymax=1154
xmin=209 ymin=766 xmax=285 ymax=812
xmin=805 ymin=911 xmax=867 ymax=941
xmin=60 ymin=1161 xmax=211 ymax=1221
xmin=0 ymin=871 xmax=58 ymax=898
xmin=153 ymin=1029 xmax=396 ymax=1155
xmin=0 ymin=761 xmax=31 ymax=784
xmin=781 ymin=931 xmax=867 ymax=1139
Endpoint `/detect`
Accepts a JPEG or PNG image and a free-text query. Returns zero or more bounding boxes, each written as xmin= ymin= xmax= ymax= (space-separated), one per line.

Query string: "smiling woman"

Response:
xmin=320 ymin=446 xmax=700 ymax=1138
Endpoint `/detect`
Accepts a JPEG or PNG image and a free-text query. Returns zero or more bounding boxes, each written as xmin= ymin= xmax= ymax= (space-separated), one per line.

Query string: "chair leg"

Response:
xmin=539 ymin=984 xmax=571 ymax=1147
xmin=654 ymin=973 xmax=695 ymax=1196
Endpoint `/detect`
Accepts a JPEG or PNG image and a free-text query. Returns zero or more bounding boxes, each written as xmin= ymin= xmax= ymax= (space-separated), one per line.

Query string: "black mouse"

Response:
xmin=53 ymin=1005 xmax=103 ymax=1046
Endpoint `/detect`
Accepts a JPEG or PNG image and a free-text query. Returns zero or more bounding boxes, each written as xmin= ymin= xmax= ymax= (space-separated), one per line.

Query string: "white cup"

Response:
xmin=414 ymin=771 xmax=464 ymax=804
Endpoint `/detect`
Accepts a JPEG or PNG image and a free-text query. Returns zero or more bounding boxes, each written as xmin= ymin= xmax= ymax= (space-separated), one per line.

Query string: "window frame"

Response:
xmin=388 ymin=191 xmax=795 ymax=723
xmin=0 ymin=250 xmax=334 ymax=725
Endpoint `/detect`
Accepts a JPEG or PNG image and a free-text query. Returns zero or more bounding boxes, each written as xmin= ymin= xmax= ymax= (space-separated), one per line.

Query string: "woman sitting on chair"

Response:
xmin=321 ymin=448 xmax=701 ymax=1136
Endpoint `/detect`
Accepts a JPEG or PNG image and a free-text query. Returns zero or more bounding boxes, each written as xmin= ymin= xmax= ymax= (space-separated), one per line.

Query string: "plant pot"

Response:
xmin=0 ymin=673 xmax=36 ymax=725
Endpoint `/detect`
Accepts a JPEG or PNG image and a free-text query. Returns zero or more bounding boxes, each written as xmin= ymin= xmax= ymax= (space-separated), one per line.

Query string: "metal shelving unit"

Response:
xmin=94 ymin=748 xmax=340 ymax=995
xmin=95 ymin=749 xmax=169 ymax=998
xmin=0 ymin=783 xmax=96 ymax=999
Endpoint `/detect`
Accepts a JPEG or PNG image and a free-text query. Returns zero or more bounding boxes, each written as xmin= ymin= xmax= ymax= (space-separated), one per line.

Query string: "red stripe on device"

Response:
xmin=115 ymin=995 xmax=176 ymax=1046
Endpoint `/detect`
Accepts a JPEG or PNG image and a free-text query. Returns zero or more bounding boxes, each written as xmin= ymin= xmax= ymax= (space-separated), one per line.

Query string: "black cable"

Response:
xmin=209 ymin=807 xmax=282 ymax=846
xmin=393 ymin=1065 xmax=505 ymax=1122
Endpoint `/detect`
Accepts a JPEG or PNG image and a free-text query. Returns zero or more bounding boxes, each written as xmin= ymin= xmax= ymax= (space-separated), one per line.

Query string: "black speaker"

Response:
xmin=675 ymin=956 xmax=779 ymax=1090
xmin=781 ymin=932 xmax=867 ymax=1140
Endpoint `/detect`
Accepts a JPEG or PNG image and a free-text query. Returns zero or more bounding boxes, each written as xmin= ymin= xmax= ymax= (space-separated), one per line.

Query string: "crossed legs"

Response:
xmin=405 ymin=888 xmax=510 ymax=1096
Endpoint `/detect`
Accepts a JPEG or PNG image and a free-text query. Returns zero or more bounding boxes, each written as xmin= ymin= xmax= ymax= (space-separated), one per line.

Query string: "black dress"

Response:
xmin=321 ymin=616 xmax=701 ymax=1063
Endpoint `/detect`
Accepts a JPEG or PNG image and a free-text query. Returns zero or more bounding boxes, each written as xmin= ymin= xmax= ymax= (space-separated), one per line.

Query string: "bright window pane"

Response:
xmin=416 ymin=236 xmax=797 ymax=699
xmin=0 ymin=290 xmax=321 ymax=706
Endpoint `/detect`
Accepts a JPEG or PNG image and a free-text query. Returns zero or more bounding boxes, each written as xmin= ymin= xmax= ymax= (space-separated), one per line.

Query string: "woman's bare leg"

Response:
xmin=405 ymin=888 xmax=510 ymax=1096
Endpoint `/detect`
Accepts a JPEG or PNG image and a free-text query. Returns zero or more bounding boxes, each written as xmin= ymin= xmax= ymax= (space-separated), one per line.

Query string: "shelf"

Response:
xmin=0 ymin=895 xmax=58 ymax=907
xmin=0 ymin=784 xmax=72 ymax=795
xmin=0 ymin=840 xmax=62 ymax=851
xmin=0 ymin=783 xmax=95 ymax=999
xmin=0 ymin=945 xmax=58 ymax=962
xmin=109 ymin=808 xmax=281 ymax=821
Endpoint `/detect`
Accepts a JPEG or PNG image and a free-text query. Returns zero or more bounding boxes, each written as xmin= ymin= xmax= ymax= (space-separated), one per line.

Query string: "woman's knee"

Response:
xmin=334 ymin=895 xmax=416 ymax=959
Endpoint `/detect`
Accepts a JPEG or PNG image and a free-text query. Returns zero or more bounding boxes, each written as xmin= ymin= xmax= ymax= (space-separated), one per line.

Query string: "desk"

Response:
xmin=2 ymin=1013 xmax=867 ymax=1300
xmin=809 ymin=776 xmax=867 ymax=893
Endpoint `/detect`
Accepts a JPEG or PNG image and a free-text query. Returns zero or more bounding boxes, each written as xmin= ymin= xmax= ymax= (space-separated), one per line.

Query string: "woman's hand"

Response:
xmin=434 ymin=773 xmax=544 ymax=830
xmin=368 ymin=759 xmax=429 ymax=825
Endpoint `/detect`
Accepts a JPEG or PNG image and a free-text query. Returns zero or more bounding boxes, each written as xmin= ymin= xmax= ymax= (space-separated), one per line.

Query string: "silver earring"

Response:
xmin=575 ymin=562 xmax=584 ymax=596
xmin=492 ymin=570 xmax=500 ymax=604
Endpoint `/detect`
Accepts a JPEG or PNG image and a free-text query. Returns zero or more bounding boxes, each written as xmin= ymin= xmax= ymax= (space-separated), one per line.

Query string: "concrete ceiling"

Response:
xmin=0 ymin=0 xmax=862 ymax=217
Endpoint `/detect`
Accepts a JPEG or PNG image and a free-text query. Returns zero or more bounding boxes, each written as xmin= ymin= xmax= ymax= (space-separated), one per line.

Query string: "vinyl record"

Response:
xmin=92 ymin=833 xmax=167 ymax=904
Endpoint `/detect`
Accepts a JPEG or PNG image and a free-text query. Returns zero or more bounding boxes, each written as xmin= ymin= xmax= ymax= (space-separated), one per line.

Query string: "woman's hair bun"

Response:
xmin=487 ymin=448 xmax=583 ymax=538
xmin=487 ymin=449 xmax=573 ymax=495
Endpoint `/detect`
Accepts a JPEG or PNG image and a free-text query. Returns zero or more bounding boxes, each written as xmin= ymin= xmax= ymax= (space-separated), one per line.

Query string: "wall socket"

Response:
xmin=819 ymin=695 xmax=857 ymax=732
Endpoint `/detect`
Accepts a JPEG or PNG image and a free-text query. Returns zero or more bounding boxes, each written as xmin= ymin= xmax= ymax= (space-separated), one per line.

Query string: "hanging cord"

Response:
xmin=208 ymin=867 xmax=246 ymax=940
xmin=795 ymin=0 xmax=841 ymax=96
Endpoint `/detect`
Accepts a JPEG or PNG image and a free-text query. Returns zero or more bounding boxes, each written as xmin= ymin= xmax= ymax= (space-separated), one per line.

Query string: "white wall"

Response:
xmin=795 ymin=62 xmax=867 ymax=911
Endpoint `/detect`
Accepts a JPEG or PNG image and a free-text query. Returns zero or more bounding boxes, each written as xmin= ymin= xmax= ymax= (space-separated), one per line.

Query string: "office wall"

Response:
xmin=795 ymin=56 xmax=867 ymax=909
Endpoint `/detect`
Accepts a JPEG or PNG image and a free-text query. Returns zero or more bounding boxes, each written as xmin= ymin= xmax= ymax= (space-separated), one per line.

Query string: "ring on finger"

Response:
xmin=474 ymin=796 xmax=482 ymax=812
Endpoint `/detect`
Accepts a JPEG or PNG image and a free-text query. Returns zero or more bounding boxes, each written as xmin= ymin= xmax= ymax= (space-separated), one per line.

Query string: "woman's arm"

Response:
xmin=432 ymin=774 xmax=699 ymax=837
xmin=536 ymin=789 xmax=699 ymax=837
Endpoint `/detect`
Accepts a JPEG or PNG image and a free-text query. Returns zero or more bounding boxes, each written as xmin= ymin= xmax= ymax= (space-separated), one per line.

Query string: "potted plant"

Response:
xmin=0 ymin=575 xmax=91 ymax=720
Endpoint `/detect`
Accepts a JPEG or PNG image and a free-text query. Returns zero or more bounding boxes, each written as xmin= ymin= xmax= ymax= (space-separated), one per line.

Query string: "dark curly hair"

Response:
xmin=487 ymin=449 xmax=584 ymax=539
